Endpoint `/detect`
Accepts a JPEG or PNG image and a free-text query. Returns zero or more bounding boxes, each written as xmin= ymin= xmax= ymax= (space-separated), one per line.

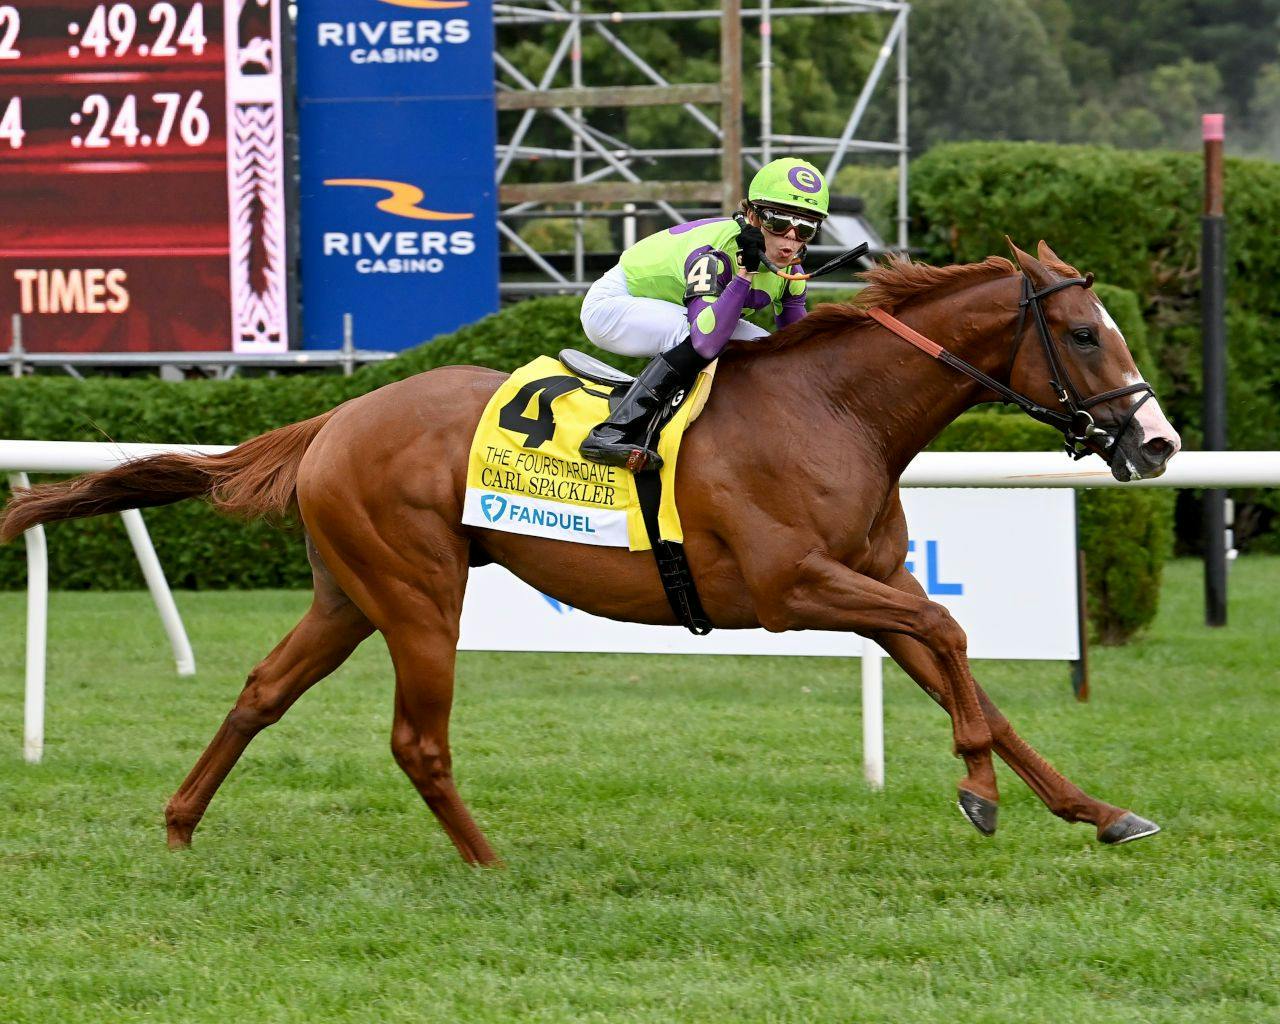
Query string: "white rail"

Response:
xmin=0 ymin=443 xmax=226 ymax=762
xmin=3 ymin=442 xmax=1279 ymax=775
xmin=901 ymin=451 xmax=1280 ymax=488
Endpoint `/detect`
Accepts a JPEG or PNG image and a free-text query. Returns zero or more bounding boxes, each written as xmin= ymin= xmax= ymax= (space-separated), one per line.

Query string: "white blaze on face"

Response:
xmin=1094 ymin=295 xmax=1121 ymax=338
xmin=1092 ymin=295 xmax=1181 ymax=457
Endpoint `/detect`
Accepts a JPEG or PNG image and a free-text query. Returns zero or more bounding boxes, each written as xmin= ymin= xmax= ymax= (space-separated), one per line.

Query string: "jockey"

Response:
xmin=579 ymin=156 xmax=830 ymax=469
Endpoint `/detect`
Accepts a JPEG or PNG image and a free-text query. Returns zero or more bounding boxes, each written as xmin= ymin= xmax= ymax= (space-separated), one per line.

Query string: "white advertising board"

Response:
xmin=458 ymin=488 xmax=1079 ymax=662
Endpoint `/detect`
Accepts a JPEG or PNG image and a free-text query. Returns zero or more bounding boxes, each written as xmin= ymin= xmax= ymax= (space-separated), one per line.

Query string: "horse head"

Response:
xmin=1006 ymin=240 xmax=1181 ymax=482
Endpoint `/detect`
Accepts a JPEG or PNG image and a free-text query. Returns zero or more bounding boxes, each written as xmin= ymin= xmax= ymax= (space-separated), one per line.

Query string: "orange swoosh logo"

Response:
xmin=324 ymin=179 xmax=474 ymax=221
xmin=376 ymin=0 xmax=468 ymax=8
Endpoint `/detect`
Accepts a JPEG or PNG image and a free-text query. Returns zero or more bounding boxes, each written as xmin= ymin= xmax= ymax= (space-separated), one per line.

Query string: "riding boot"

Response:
xmin=579 ymin=338 xmax=709 ymax=471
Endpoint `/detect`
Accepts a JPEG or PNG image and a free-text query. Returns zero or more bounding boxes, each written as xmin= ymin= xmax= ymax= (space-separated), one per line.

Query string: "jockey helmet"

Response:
xmin=748 ymin=158 xmax=830 ymax=219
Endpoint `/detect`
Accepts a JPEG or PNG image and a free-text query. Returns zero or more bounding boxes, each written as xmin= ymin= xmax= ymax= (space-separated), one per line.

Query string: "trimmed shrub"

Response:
xmin=911 ymin=140 xmax=1280 ymax=550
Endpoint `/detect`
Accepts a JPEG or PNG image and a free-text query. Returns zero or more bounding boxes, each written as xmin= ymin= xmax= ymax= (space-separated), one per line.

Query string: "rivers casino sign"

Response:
xmin=0 ymin=0 xmax=290 ymax=353
xmin=296 ymin=0 xmax=498 ymax=352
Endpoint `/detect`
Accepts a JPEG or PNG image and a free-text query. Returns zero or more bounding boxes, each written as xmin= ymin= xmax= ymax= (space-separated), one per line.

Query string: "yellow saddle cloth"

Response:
xmin=462 ymin=355 xmax=714 ymax=551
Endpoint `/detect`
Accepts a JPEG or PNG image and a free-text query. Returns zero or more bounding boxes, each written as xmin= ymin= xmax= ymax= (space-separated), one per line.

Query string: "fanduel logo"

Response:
xmin=480 ymin=493 xmax=508 ymax=523
xmin=904 ymin=539 xmax=964 ymax=596
xmin=476 ymin=494 xmax=598 ymax=536
xmin=322 ymin=178 xmax=476 ymax=276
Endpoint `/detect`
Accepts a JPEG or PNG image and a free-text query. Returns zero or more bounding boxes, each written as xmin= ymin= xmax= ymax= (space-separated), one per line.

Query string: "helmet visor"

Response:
xmin=754 ymin=205 xmax=822 ymax=243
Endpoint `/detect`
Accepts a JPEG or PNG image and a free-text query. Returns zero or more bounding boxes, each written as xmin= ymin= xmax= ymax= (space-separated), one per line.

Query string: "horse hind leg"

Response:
xmin=164 ymin=541 xmax=374 ymax=848
xmin=305 ymin=508 xmax=500 ymax=867
xmin=384 ymin=628 xmax=500 ymax=867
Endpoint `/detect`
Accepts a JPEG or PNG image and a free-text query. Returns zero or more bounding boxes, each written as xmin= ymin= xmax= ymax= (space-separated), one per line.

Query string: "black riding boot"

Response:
xmin=579 ymin=339 xmax=709 ymax=471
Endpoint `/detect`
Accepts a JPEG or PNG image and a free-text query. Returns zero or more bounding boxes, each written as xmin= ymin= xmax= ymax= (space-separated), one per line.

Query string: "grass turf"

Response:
xmin=0 ymin=557 xmax=1278 ymax=1022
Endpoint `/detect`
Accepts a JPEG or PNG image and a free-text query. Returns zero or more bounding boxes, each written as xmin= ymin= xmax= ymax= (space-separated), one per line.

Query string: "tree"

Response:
xmin=906 ymin=0 xmax=1072 ymax=150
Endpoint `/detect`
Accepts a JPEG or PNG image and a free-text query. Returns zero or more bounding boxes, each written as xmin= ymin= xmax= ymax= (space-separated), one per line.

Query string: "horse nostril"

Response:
xmin=1142 ymin=436 xmax=1173 ymax=460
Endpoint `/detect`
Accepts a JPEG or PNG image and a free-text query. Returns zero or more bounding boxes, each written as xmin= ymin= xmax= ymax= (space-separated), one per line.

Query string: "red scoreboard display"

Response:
xmin=0 ymin=0 xmax=288 ymax=353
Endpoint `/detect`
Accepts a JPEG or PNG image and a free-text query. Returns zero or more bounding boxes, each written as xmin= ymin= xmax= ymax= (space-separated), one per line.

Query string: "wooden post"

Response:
xmin=1201 ymin=113 xmax=1228 ymax=627
xmin=720 ymin=0 xmax=743 ymax=214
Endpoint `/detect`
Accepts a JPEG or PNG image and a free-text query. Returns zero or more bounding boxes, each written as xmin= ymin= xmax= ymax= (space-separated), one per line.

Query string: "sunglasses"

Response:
xmin=754 ymin=205 xmax=822 ymax=243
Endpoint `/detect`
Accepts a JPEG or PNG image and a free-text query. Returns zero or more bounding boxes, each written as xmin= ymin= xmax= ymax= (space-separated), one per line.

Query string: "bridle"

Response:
xmin=868 ymin=273 xmax=1156 ymax=462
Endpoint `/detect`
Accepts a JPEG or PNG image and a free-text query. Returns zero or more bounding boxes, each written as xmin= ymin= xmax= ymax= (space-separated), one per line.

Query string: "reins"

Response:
xmin=867 ymin=274 xmax=1155 ymax=462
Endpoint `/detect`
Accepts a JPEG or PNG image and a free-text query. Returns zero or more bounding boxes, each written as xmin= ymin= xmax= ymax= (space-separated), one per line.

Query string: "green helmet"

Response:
xmin=748 ymin=158 xmax=829 ymax=218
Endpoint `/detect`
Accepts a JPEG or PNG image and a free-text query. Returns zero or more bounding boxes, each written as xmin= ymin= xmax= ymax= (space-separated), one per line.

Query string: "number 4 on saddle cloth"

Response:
xmin=461 ymin=350 xmax=716 ymax=634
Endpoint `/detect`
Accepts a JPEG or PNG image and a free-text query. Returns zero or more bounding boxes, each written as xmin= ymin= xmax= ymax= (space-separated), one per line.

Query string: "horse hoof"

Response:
xmin=1098 ymin=811 xmax=1160 ymax=845
xmin=957 ymin=789 xmax=998 ymax=836
xmin=165 ymin=822 xmax=194 ymax=850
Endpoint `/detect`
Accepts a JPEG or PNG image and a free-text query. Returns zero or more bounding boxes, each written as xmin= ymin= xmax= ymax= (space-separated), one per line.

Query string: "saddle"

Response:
xmin=558 ymin=348 xmax=636 ymax=390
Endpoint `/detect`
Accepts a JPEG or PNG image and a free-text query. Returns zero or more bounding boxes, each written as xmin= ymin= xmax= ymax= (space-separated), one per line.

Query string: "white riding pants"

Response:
xmin=580 ymin=263 xmax=770 ymax=358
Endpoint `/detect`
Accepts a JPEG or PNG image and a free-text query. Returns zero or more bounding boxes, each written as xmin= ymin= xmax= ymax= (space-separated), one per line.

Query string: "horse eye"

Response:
xmin=1072 ymin=327 xmax=1099 ymax=348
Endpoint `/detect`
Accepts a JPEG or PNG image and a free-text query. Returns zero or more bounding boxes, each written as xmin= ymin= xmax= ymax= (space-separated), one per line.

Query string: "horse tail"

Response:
xmin=1 ymin=409 xmax=339 ymax=543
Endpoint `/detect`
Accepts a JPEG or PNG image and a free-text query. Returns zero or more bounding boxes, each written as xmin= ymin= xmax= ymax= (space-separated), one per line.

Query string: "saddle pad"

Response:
xmin=462 ymin=355 xmax=714 ymax=551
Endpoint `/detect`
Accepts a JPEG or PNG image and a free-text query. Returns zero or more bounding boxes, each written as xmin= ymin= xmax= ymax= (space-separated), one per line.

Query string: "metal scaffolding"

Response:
xmin=495 ymin=0 xmax=911 ymax=294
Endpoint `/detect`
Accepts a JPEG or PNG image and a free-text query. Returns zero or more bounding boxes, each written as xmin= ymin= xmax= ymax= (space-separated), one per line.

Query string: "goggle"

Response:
xmin=754 ymin=204 xmax=823 ymax=243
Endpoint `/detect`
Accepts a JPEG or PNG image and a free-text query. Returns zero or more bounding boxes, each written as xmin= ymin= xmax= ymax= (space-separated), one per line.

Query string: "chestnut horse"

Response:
xmin=1 ymin=242 xmax=1181 ymax=865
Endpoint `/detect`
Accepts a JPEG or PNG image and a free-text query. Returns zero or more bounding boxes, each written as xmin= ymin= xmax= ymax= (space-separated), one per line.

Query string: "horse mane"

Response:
xmin=745 ymin=253 xmax=1021 ymax=353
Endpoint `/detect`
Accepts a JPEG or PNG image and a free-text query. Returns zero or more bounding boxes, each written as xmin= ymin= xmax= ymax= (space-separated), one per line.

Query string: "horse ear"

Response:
xmin=1036 ymin=240 xmax=1062 ymax=265
xmin=1005 ymin=236 xmax=1055 ymax=288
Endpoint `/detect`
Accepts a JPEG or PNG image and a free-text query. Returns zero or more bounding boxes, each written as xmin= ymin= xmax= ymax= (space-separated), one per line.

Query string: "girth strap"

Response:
xmin=633 ymin=468 xmax=713 ymax=635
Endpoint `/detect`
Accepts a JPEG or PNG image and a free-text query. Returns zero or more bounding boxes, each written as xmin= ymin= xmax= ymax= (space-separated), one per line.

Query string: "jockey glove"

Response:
xmin=737 ymin=224 xmax=765 ymax=272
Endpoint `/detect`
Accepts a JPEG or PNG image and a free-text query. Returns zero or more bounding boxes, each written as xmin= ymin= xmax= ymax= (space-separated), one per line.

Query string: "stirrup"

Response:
xmin=579 ymin=427 xmax=663 ymax=472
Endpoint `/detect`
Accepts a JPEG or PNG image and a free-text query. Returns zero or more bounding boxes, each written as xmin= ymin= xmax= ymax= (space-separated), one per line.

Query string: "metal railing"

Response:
xmin=6 ymin=441 xmax=1277 ymax=770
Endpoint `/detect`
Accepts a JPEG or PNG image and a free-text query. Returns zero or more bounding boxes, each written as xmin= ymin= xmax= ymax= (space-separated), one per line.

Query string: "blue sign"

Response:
xmin=299 ymin=98 xmax=497 ymax=349
xmin=297 ymin=0 xmax=495 ymax=100
xmin=297 ymin=0 xmax=497 ymax=351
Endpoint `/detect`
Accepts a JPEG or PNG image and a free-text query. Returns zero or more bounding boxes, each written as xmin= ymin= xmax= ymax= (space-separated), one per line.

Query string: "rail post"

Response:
xmin=862 ymin=641 xmax=884 ymax=790
xmin=341 ymin=313 xmax=355 ymax=378
xmin=11 ymin=313 xmax=24 ymax=379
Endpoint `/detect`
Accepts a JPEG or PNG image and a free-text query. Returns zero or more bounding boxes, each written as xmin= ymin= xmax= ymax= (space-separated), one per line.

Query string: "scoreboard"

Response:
xmin=0 ymin=0 xmax=288 ymax=353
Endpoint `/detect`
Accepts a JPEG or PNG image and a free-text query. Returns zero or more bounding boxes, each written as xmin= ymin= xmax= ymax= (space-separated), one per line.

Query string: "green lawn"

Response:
xmin=1 ymin=558 xmax=1278 ymax=1023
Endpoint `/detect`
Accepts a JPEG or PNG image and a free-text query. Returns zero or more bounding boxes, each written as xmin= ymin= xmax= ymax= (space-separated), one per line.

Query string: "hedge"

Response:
xmin=911 ymin=141 xmax=1280 ymax=551
xmin=0 ymin=286 xmax=1169 ymax=643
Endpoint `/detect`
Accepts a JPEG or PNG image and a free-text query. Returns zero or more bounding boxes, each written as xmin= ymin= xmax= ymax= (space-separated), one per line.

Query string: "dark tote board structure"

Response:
xmin=0 ymin=0 xmax=290 ymax=353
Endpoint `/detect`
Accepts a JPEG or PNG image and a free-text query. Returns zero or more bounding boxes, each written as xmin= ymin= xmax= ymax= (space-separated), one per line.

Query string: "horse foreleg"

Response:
xmin=749 ymin=550 xmax=998 ymax=832
xmin=164 ymin=585 xmax=373 ymax=848
xmin=874 ymin=569 xmax=1158 ymax=844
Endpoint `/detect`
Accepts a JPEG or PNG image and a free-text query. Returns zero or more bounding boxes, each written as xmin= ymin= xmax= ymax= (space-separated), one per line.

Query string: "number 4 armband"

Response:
xmin=683 ymin=251 xmax=729 ymax=303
